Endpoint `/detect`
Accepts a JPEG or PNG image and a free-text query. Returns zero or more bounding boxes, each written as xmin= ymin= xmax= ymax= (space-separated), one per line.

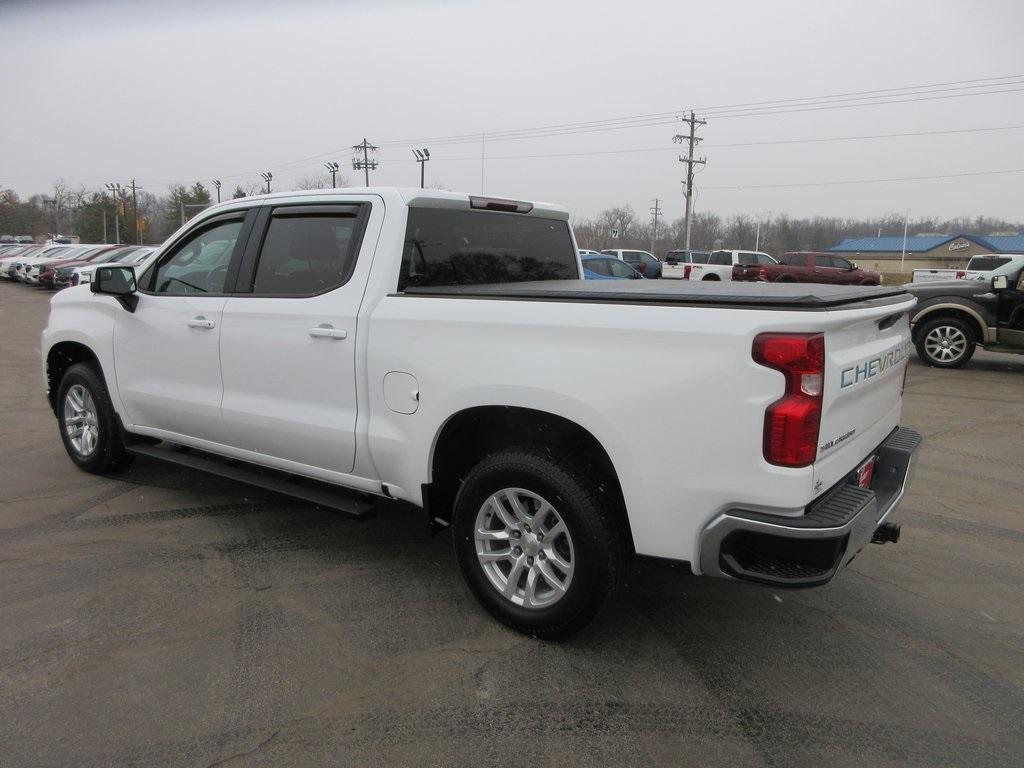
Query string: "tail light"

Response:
xmin=684 ymin=265 xmax=692 ymax=279
xmin=758 ymin=267 xmax=769 ymax=281
xmin=732 ymin=265 xmax=743 ymax=279
xmin=753 ymin=333 xmax=825 ymax=467
xmin=637 ymin=262 xmax=647 ymax=274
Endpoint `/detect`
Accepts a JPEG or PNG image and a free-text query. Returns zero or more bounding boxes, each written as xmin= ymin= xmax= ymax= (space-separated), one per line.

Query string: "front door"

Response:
xmin=113 ymin=212 xmax=251 ymax=443
xmin=219 ymin=201 xmax=377 ymax=475
xmin=997 ymin=267 xmax=1024 ymax=347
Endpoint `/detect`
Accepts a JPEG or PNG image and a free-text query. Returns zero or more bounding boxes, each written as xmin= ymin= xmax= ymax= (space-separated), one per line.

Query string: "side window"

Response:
xmin=737 ymin=253 xmax=757 ymax=266
xmin=151 ymin=219 xmax=243 ymax=295
xmin=608 ymin=260 xmax=635 ymax=277
xmin=587 ymin=259 xmax=612 ymax=276
xmin=711 ymin=251 xmax=731 ymax=266
xmin=830 ymin=257 xmax=852 ymax=270
xmin=788 ymin=254 xmax=808 ymax=268
xmin=623 ymin=252 xmax=640 ymax=263
xmin=252 ymin=212 xmax=361 ymax=295
xmin=757 ymin=254 xmax=776 ymax=265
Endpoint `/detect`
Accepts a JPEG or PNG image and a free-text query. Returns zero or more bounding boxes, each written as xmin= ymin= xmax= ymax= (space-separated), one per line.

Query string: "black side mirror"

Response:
xmin=92 ymin=265 xmax=139 ymax=312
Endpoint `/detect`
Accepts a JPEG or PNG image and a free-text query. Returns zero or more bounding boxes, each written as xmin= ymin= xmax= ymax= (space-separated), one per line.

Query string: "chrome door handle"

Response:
xmin=188 ymin=316 xmax=216 ymax=329
xmin=308 ymin=325 xmax=348 ymax=340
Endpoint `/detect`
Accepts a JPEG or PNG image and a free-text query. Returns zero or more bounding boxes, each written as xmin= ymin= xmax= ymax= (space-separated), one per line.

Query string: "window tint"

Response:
xmin=585 ymin=258 xmax=612 ymax=276
xmin=967 ymin=256 xmax=1011 ymax=271
xmin=756 ymin=254 xmax=775 ymax=265
xmin=737 ymin=253 xmax=758 ymax=266
xmin=608 ymin=260 xmax=636 ymax=278
xmin=710 ymin=251 xmax=731 ymax=266
xmin=399 ymin=208 xmax=578 ymax=289
xmin=641 ymin=253 xmax=658 ymax=265
xmin=152 ymin=220 xmax=242 ymax=295
xmin=252 ymin=214 xmax=360 ymax=295
xmin=786 ymin=254 xmax=808 ymax=268
xmin=622 ymin=252 xmax=641 ymax=263
xmin=833 ymin=257 xmax=853 ymax=269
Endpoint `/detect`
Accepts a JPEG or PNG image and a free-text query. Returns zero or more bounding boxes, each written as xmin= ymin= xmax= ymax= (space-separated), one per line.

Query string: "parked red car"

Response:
xmin=732 ymin=251 xmax=881 ymax=286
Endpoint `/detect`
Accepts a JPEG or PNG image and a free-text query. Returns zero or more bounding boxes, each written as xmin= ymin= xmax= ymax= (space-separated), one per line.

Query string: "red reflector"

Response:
xmin=856 ymin=457 xmax=876 ymax=489
xmin=753 ymin=333 xmax=825 ymax=467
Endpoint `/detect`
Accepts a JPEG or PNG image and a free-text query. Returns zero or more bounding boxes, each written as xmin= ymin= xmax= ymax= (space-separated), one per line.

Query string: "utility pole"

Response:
xmin=649 ymin=198 xmax=662 ymax=253
xmin=412 ymin=148 xmax=430 ymax=188
xmin=105 ymin=182 xmax=122 ymax=245
xmin=129 ymin=179 xmax=142 ymax=244
xmin=213 ymin=179 xmax=222 ymax=203
xmin=324 ymin=162 xmax=339 ymax=188
xmin=260 ymin=172 xmax=273 ymax=193
xmin=102 ymin=209 xmax=108 ymax=244
xmin=672 ymin=111 xmax=706 ymax=251
xmin=755 ymin=220 xmax=761 ymax=251
xmin=352 ymin=138 xmax=378 ymax=186
xmin=480 ymin=134 xmax=486 ymax=193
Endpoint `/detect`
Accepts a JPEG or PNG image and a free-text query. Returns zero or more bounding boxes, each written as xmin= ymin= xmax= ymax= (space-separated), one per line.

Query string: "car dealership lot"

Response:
xmin=1 ymin=281 xmax=1022 ymax=767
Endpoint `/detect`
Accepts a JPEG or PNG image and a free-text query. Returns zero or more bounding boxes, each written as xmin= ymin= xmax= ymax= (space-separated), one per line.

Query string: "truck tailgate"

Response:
xmin=814 ymin=302 xmax=914 ymax=494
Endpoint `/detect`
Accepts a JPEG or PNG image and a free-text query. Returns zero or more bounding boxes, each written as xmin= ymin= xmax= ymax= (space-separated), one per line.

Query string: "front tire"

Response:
xmin=57 ymin=362 xmax=134 ymax=474
xmin=915 ymin=317 xmax=977 ymax=369
xmin=452 ymin=448 xmax=626 ymax=639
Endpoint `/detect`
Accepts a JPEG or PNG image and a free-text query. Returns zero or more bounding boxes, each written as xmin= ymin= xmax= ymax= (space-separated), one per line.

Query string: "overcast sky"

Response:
xmin=2 ymin=0 xmax=1022 ymax=225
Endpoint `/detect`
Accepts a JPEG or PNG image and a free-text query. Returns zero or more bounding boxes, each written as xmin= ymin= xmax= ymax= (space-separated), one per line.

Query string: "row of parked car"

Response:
xmin=579 ymin=247 xmax=883 ymax=285
xmin=0 ymin=242 xmax=155 ymax=290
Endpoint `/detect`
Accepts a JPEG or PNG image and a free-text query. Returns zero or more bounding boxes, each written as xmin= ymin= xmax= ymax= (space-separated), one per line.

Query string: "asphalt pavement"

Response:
xmin=1 ymin=280 xmax=1022 ymax=767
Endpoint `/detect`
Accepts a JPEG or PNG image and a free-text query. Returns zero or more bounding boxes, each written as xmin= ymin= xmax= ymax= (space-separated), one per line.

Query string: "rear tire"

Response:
xmin=57 ymin=362 xmax=134 ymax=474
xmin=452 ymin=448 xmax=626 ymax=639
xmin=914 ymin=316 xmax=977 ymax=369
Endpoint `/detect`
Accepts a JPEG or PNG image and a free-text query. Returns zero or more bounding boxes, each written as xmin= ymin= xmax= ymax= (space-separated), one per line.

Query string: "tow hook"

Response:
xmin=872 ymin=521 xmax=901 ymax=545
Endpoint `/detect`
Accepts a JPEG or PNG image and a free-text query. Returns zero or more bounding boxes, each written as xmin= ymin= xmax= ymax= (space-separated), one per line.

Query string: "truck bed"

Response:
xmin=402 ymin=279 xmax=909 ymax=311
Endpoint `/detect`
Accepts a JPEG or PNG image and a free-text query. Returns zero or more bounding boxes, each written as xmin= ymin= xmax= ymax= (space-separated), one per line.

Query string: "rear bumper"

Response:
xmin=698 ymin=426 xmax=921 ymax=588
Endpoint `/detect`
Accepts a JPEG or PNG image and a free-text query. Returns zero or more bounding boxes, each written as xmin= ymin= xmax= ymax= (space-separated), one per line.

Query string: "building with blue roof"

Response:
xmin=828 ymin=233 xmax=1024 ymax=273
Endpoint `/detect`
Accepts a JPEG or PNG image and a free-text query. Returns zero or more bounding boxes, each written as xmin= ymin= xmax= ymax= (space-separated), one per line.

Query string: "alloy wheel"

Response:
xmin=923 ymin=325 xmax=968 ymax=363
xmin=474 ymin=488 xmax=575 ymax=609
xmin=63 ymin=384 xmax=100 ymax=456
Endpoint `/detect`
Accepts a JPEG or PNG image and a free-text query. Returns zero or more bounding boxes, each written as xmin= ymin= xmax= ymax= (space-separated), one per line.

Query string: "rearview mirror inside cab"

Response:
xmin=91 ymin=265 xmax=139 ymax=311
xmin=992 ymin=275 xmax=1008 ymax=290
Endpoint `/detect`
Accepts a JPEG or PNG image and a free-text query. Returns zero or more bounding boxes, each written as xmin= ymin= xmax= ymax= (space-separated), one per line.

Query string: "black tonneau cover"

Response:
xmin=401 ymin=279 xmax=910 ymax=311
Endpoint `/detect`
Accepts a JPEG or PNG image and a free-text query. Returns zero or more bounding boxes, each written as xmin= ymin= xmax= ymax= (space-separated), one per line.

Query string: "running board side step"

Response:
xmin=126 ymin=442 xmax=378 ymax=520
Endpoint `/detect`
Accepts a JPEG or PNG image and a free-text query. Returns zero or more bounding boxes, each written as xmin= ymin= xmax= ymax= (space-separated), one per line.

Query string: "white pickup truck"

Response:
xmin=42 ymin=188 xmax=920 ymax=637
xmin=911 ymin=255 xmax=1018 ymax=283
xmin=687 ymin=249 xmax=778 ymax=281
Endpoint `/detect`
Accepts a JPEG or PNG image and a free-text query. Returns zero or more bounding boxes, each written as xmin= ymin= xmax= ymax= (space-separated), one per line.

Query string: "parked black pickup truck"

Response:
xmin=905 ymin=255 xmax=1024 ymax=368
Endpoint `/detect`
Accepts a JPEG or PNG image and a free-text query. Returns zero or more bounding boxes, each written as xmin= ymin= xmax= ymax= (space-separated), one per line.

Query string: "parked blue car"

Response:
xmin=581 ymin=255 xmax=645 ymax=280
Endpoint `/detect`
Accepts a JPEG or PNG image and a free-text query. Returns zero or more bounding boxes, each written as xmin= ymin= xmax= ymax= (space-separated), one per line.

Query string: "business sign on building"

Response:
xmin=948 ymin=239 xmax=971 ymax=252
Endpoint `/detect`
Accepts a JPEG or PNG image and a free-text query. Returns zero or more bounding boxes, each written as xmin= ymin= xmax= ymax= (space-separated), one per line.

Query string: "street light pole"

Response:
xmin=260 ymin=172 xmax=272 ymax=194
xmin=412 ymin=148 xmax=430 ymax=188
xmin=325 ymin=161 xmax=339 ymax=188
xmin=213 ymin=179 xmax=222 ymax=203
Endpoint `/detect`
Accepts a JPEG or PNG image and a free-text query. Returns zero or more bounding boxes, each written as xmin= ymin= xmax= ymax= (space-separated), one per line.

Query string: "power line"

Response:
xmin=374 ymin=124 xmax=1024 ymax=164
xmin=702 ymin=167 xmax=1024 ymax=191
xmin=376 ymin=74 xmax=1024 ymax=147
xmin=195 ymin=74 xmax=1024 ymax=183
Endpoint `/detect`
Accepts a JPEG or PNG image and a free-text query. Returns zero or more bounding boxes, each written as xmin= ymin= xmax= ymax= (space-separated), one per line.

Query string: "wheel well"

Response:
xmin=912 ymin=308 xmax=984 ymax=343
xmin=702 ymin=274 xmax=720 ymax=281
xmin=46 ymin=342 xmax=101 ymax=414
xmin=428 ymin=406 xmax=633 ymax=550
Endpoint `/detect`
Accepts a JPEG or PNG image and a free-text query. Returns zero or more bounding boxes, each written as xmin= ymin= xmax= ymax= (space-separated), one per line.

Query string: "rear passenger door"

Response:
xmin=218 ymin=200 xmax=379 ymax=475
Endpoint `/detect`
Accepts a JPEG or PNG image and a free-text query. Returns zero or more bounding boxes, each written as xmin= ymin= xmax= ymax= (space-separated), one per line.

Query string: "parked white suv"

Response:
xmin=42 ymin=188 xmax=920 ymax=637
xmin=688 ymin=249 xmax=777 ymax=281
